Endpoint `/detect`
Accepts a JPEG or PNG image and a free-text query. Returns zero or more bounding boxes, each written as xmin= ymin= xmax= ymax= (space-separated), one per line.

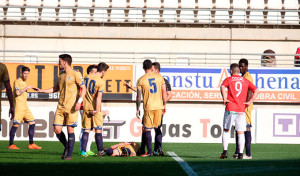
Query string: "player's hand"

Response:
xmin=26 ymin=85 xmax=33 ymax=90
xmin=90 ymin=110 xmax=98 ymax=116
xmin=162 ymin=105 xmax=166 ymax=115
xmin=136 ymin=110 xmax=140 ymax=119
xmin=9 ymin=106 xmax=15 ymax=120
xmin=223 ymin=99 xmax=230 ymax=105
xmin=32 ymin=87 xmax=40 ymax=91
xmin=244 ymin=101 xmax=251 ymax=106
xmin=75 ymin=102 xmax=81 ymax=111
xmin=123 ymin=82 xmax=131 ymax=88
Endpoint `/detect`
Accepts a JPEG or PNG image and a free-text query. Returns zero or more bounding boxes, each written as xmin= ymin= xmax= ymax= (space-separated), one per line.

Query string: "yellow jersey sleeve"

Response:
xmin=14 ymin=79 xmax=21 ymax=91
xmin=74 ymin=71 xmax=85 ymax=87
xmin=98 ymin=78 xmax=105 ymax=93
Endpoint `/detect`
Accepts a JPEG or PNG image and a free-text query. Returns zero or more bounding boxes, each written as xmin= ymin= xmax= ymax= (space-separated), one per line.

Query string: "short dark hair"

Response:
xmin=143 ymin=59 xmax=152 ymax=70
xmin=22 ymin=66 xmax=30 ymax=73
xmin=230 ymin=63 xmax=240 ymax=71
xmin=87 ymin=64 xmax=97 ymax=74
xmin=59 ymin=54 xmax=72 ymax=66
xmin=152 ymin=62 xmax=161 ymax=72
xmin=239 ymin=58 xmax=248 ymax=66
xmin=97 ymin=62 xmax=109 ymax=72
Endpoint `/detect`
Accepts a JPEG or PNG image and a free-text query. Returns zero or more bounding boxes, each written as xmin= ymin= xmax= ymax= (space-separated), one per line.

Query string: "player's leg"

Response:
xmin=9 ymin=124 xmax=19 ymax=149
xmin=220 ymin=111 xmax=234 ymax=159
xmin=235 ymin=112 xmax=247 ymax=159
xmin=86 ymin=129 xmax=95 ymax=155
xmin=79 ymin=110 xmax=83 ymax=153
xmin=53 ymin=109 xmax=68 ymax=159
xmin=26 ymin=110 xmax=42 ymax=149
xmin=64 ymin=111 xmax=79 ymax=160
xmin=244 ymin=111 xmax=252 ymax=159
xmin=8 ymin=110 xmax=24 ymax=149
xmin=93 ymin=112 xmax=104 ymax=157
xmin=141 ymin=110 xmax=154 ymax=156
xmin=233 ymin=129 xmax=239 ymax=158
xmin=153 ymin=110 xmax=163 ymax=156
xmin=80 ymin=111 xmax=91 ymax=156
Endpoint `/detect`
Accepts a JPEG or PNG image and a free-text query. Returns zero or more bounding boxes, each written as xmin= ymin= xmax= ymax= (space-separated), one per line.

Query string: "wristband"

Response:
xmin=77 ymin=97 xmax=83 ymax=104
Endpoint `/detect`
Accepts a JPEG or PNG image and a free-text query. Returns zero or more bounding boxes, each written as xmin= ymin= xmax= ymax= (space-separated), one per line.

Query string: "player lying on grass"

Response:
xmin=8 ymin=66 xmax=42 ymax=150
xmin=220 ymin=63 xmax=258 ymax=159
xmin=103 ymin=142 xmax=141 ymax=157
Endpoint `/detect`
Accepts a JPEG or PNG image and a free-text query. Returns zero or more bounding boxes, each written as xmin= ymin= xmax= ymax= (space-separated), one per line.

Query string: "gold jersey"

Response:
xmin=243 ymin=71 xmax=254 ymax=111
xmin=117 ymin=142 xmax=140 ymax=156
xmin=83 ymin=74 xmax=105 ymax=111
xmin=137 ymin=73 xmax=165 ymax=111
xmin=13 ymin=78 xmax=28 ymax=109
xmin=56 ymin=69 xmax=84 ymax=112
xmin=0 ymin=63 xmax=10 ymax=106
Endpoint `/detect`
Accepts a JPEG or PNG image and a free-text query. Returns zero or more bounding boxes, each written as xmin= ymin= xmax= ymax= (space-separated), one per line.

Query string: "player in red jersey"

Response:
xmin=220 ymin=63 xmax=259 ymax=159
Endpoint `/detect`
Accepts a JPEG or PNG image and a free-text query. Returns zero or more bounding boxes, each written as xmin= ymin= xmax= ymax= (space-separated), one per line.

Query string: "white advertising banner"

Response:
xmin=256 ymin=108 xmax=300 ymax=144
xmin=134 ymin=66 xmax=300 ymax=103
xmin=0 ymin=105 xmax=256 ymax=143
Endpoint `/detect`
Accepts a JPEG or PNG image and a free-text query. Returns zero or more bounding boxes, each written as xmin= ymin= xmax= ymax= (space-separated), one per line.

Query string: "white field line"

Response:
xmin=167 ymin=151 xmax=198 ymax=176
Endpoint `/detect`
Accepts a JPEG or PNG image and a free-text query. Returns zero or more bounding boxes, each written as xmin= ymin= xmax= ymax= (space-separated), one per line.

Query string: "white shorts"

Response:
xmin=223 ymin=111 xmax=246 ymax=132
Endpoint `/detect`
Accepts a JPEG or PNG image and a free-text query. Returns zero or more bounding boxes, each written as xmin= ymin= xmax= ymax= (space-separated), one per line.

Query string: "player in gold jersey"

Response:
xmin=0 ymin=63 xmax=14 ymax=132
xmin=136 ymin=60 xmax=167 ymax=157
xmin=81 ymin=62 xmax=109 ymax=157
xmin=38 ymin=54 xmax=86 ymax=160
xmin=233 ymin=58 xmax=254 ymax=159
xmin=8 ymin=66 xmax=42 ymax=150
xmin=103 ymin=142 xmax=141 ymax=157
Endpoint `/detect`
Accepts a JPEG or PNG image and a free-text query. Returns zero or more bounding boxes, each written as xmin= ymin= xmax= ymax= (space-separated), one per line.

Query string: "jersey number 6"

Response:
xmin=148 ymin=78 xmax=157 ymax=94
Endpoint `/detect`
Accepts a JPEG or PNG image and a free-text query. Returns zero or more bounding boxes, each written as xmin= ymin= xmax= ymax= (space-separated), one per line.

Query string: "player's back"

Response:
xmin=222 ymin=75 xmax=256 ymax=112
xmin=83 ymin=73 xmax=104 ymax=111
xmin=137 ymin=73 xmax=165 ymax=110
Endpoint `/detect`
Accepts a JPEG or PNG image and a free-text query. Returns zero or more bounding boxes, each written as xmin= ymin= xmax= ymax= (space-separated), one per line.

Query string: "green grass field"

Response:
xmin=1 ymin=141 xmax=300 ymax=176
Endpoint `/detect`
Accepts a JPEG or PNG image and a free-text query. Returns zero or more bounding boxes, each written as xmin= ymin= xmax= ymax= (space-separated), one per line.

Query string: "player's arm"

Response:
xmin=92 ymin=90 xmax=102 ymax=115
xmin=220 ymin=85 xmax=230 ymax=105
xmin=136 ymin=88 xmax=142 ymax=119
xmin=75 ymin=84 xmax=86 ymax=111
xmin=38 ymin=82 xmax=59 ymax=93
xmin=15 ymin=85 xmax=34 ymax=96
xmin=4 ymin=81 xmax=15 ymax=119
xmin=162 ymin=84 xmax=167 ymax=114
xmin=74 ymin=72 xmax=86 ymax=111
xmin=245 ymin=89 xmax=259 ymax=105
xmin=123 ymin=82 xmax=137 ymax=92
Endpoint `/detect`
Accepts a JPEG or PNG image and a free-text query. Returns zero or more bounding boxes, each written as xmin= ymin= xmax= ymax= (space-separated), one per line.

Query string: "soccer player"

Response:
xmin=103 ymin=142 xmax=141 ymax=157
xmin=136 ymin=59 xmax=167 ymax=157
xmin=0 ymin=63 xmax=14 ymax=131
xmin=8 ymin=66 xmax=42 ymax=150
xmin=232 ymin=58 xmax=254 ymax=159
xmin=80 ymin=62 xmax=109 ymax=157
xmin=220 ymin=63 xmax=258 ymax=159
xmin=151 ymin=62 xmax=172 ymax=156
xmin=79 ymin=64 xmax=98 ymax=156
xmin=38 ymin=54 xmax=86 ymax=160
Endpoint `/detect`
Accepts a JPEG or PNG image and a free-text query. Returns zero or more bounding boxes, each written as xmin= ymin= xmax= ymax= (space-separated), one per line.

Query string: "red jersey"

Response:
xmin=221 ymin=75 xmax=257 ymax=112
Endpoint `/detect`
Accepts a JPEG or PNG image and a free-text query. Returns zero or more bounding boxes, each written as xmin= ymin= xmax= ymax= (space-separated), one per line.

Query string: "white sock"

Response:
xmin=86 ymin=130 xmax=95 ymax=152
xmin=79 ymin=129 xmax=83 ymax=151
xmin=222 ymin=131 xmax=229 ymax=151
xmin=238 ymin=133 xmax=245 ymax=154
